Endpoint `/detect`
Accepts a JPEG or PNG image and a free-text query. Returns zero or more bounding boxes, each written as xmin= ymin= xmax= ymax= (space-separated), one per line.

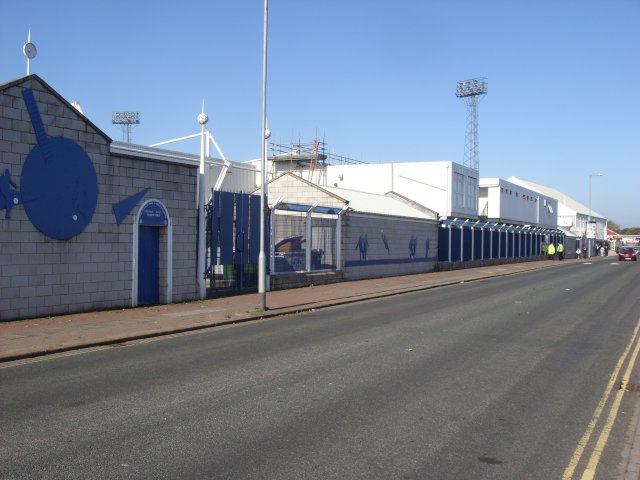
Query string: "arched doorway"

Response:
xmin=134 ymin=200 xmax=172 ymax=306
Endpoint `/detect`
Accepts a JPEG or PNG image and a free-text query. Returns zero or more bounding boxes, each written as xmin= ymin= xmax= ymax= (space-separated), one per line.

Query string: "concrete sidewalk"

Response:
xmin=0 ymin=258 xmax=581 ymax=362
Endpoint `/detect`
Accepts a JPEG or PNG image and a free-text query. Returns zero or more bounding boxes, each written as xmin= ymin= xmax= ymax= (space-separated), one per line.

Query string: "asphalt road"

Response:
xmin=1 ymin=259 xmax=639 ymax=479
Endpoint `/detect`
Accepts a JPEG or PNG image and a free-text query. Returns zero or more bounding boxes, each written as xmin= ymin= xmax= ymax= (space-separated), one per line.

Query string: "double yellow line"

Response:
xmin=563 ymin=318 xmax=640 ymax=479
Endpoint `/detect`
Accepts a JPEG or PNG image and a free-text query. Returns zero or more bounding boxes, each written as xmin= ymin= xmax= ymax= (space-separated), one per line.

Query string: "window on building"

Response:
xmin=465 ymin=176 xmax=477 ymax=210
xmin=453 ymin=172 xmax=464 ymax=209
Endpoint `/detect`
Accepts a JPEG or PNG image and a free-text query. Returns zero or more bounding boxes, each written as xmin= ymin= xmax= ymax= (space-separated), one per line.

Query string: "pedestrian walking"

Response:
xmin=557 ymin=242 xmax=564 ymax=260
xmin=548 ymin=242 xmax=556 ymax=260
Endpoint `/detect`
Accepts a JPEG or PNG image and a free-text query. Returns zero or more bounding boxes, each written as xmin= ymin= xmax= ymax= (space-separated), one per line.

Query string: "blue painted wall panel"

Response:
xmin=210 ymin=191 xmax=221 ymax=264
xmin=462 ymin=227 xmax=472 ymax=261
xmin=451 ymin=228 xmax=461 ymax=262
xmin=219 ymin=191 xmax=235 ymax=265
xmin=483 ymin=230 xmax=491 ymax=259
xmin=473 ymin=229 xmax=482 ymax=259
xmin=518 ymin=233 xmax=524 ymax=257
xmin=236 ymin=194 xmax=250 ymax=265
xmin=249 ymin=195 xmax=261 ymax=264
xmin=438 ymin=228 xmax=449 ymax=261
xmin=500 ymin=232 xmax=508 ymax=258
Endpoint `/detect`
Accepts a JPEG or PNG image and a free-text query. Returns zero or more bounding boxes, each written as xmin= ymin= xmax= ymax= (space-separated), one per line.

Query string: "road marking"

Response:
xmin=562 ymin=318 xmax=640 ymax=479
xmin=581 ymin=319 xmax=640 ymax=480
xmin=0 ymin=344 xmax=117 ymax=368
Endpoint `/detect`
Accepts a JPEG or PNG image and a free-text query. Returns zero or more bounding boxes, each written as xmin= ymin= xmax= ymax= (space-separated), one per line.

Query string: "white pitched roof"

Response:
xmin=507 ymin=176 xmax=603 ymax=218
xmin=320 ymin=184 xmax=438 ymax=220
xmin=266 ymin=173 xmax=438 ymax=221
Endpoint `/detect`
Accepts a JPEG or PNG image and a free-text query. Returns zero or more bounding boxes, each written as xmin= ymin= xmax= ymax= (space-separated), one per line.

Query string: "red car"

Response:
xmin=618 ymin=247 xmax=638 ymax=261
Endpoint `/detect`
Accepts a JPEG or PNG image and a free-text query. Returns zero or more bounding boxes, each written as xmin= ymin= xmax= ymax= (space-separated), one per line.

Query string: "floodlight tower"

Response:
xmin=112 ymin=111 xmax=140 ymax=143
xmin=456 ymin=77 xmax=487 ymax=172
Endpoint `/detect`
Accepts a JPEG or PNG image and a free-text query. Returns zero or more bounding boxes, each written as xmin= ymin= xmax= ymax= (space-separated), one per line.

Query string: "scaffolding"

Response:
xmin=268 ymin=138 xmax=366 ymax=184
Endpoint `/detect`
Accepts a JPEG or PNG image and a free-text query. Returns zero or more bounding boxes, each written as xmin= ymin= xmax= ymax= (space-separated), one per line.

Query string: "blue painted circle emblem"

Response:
xmin=21 ymin=137 xmax=98 ymax=240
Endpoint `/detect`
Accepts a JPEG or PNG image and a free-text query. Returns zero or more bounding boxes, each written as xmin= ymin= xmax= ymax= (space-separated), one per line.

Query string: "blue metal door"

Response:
xmin=138 ymin=226 xmax=159 ymax=305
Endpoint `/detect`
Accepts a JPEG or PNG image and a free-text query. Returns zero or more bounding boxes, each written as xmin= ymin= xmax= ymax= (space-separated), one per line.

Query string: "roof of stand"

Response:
xmin=440 ymin=218 xmax=563 ymax=234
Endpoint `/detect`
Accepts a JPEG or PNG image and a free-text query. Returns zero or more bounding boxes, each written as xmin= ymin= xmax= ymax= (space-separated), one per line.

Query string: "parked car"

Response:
xmin=618 ymin=247 xmax=638 ymax=261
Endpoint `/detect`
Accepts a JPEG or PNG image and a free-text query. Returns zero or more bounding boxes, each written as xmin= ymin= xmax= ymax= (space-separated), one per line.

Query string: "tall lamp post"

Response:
xmin=258 ymin=0 xmax=269 ymax=310
xmin=587 ymin=173 xmax=604 ymax=258
xmin=197 ymin=103 xmax=208 ymax=300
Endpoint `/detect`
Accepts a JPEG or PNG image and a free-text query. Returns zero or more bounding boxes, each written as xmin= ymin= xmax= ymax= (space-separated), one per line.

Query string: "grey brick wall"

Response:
xmin=266 ymin=174 xmax=344 ymax=210
xmin=343 ymin=213 xmax=438 ymax=281
xmin=0 ymin=77 xmax=198 ymax=320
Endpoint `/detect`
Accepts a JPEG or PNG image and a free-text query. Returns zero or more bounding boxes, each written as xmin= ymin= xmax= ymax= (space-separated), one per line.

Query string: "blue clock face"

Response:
xmin=21 ymin=88 xmax=98 ymax=240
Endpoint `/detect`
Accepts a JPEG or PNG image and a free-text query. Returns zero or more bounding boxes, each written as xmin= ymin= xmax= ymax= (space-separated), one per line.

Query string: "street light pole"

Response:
xmin=587 ymin=173 xmax=604 ymax=258
xmin=258 ymin=0 xmax=269 ymax=310
xmin=197 ymin=102 xmax=208 ymax=300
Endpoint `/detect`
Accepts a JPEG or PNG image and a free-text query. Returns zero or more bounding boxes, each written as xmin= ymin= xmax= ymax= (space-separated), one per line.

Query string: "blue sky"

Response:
xmin=1 ymin=0 xmax=638 ymax=227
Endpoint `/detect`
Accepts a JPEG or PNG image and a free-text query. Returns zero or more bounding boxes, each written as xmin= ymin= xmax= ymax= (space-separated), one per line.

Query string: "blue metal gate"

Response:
xmin=205 ymin=190 xmax=267 ymax=295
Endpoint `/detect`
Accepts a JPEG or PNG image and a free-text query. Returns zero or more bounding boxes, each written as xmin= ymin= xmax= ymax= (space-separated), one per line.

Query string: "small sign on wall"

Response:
xmin=139 ymin=201 xmax=168 ymax=226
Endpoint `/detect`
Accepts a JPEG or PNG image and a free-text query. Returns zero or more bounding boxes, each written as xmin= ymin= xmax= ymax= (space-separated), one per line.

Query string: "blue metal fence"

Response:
xmin=438 ymin=219 xmax=564 ymax=262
